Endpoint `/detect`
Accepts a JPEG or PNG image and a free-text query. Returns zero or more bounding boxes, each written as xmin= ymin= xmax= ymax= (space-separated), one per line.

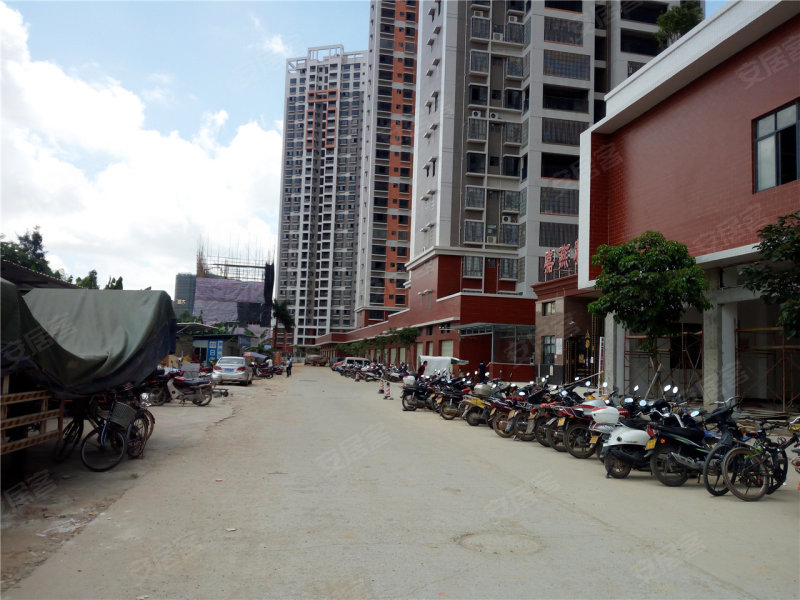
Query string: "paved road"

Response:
xmin=7 ymin=367 xmax=800 ymax=599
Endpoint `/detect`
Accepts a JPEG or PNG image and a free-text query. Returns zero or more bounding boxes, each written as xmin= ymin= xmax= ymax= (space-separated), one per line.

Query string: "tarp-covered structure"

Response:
xmin=1 ymin=278 xmax=176 ymax=396
xmin=192 ymin=277 xmax=266 ymax=325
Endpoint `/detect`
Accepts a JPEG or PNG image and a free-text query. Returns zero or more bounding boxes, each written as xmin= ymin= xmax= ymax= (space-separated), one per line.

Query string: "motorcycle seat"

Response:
xmin=175 ymin=377 xmax=209 ymax=387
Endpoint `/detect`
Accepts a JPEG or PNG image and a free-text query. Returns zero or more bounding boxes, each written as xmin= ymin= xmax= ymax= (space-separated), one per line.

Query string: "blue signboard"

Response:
xmin=208 ymin=340 xmax=221 ymax=362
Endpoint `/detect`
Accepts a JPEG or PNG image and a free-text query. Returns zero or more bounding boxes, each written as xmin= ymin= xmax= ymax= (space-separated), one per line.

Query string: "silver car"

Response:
xmin=211 ymin=356 xmax=253 ymax=386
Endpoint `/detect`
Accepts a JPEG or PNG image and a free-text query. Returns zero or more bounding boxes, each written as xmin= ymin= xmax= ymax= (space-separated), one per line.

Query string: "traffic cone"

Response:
xmin=384 ymin=382 xmax=391 ymax=400
xmin=378 ymin=380 xmax=384 ymax=395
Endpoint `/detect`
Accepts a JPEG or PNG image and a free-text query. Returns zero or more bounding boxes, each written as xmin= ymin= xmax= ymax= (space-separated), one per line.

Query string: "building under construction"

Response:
xmin=173 ymin=246 xmax=275 ymax=328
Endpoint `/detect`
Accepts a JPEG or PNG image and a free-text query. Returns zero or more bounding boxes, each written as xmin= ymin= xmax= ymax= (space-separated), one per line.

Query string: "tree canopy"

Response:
xmin=1 ymin=226 xmax=56 ymax=277
xmin=740 ymin=211 xmax=800 ymax=339
xmin=588 ymin=231 xmax=711 ymax=359
xmin=655 ymin=1 xmax=703 ymax=48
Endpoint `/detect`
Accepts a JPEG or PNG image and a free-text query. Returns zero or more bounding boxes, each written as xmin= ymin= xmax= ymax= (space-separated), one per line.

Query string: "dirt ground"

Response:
xmin=1 ymin=386 xmax=236 ymax=593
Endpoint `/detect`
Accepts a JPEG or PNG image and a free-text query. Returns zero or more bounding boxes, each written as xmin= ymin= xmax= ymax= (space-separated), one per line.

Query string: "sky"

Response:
xmin=1 ymin=0 xmax=369 ymax=295
xmin=1 ymin=0 xmax=728 ymax=296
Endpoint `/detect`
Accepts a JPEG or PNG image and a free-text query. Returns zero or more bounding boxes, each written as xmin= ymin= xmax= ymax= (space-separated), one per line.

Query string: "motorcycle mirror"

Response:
xmin=633 ymin=385 xmax=639 ymax=392
xmin=584 ymin=380 xmax=591 ymax=386
xmin=604 ymin=399 xmax=610 ymax=405
xmin=624 ymin=397 xmax=634 ymax=404
xmin=561 ymin=390 xmax=568 ymax=396
xmin=574 ymin=377 xmax=580 ymax=381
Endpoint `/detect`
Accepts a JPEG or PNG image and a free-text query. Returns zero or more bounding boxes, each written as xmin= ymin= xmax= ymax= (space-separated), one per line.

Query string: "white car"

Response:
xmin=211 ymin=356 xmax=253 ymax=386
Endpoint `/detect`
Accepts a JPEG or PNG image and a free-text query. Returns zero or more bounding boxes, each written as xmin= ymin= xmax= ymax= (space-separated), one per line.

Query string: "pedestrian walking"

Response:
xmin=286 ymin=356 xmax=293 ymax=377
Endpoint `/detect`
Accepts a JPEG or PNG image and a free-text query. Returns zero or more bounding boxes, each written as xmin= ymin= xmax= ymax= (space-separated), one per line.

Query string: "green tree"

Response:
xmin=76 ymin=270 xmax=99 ymax=289
xmin=655 ymin=1 xmax=702 ymax=49
xmin=272 ymin=298 xmax=295 ymax=352
xmin=588 ymin=231 xmax=711 ymax=394
xmin=0 ymin=226 xmax=55 ymax=276
xmin=104 ymin=276 xmax=124 ymax=290
xmin=740 ymin=211 xmax=800 ymax=339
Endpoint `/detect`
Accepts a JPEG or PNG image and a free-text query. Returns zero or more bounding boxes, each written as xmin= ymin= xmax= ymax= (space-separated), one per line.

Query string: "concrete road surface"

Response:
xmin=6 ymin=367 xmax=799 ymax=599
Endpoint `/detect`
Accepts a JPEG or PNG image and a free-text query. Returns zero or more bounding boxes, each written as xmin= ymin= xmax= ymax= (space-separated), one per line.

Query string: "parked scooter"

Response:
xmin=166 ymin=376 xmax=213 ymax=406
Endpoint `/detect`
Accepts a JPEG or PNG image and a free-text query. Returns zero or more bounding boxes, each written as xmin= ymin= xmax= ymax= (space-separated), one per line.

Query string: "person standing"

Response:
xmin=479 ymin=360 xmax=487 ymax=383
xmin=286 ymin=356 xmax=293 ymax=377
xmin=416 ymin=360 xmax=427 ymax=379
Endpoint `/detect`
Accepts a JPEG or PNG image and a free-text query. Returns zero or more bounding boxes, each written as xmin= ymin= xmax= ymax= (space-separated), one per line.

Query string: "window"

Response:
xmin=463 ymin=256 xmax=483 ymax=277
xmin=543 ymin=50 xmax=590 ymax=80
xmin=755 ymin=100 xmax=799 ymax=192
xmin=467 ymin=153 xmax=486 ymax=174
xmin=544 ymin=17 xmax=583 ymax=45
xmin=543 ymin=335 xmax=556 ymax=365
xmin=542 ymin=301 xmax=556 ymax=316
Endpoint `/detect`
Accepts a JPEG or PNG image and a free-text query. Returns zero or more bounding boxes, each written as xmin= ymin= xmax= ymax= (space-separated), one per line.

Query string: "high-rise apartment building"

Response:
xmin=354 ymin=1 xmax=419 ymax=328
xmin=411 ymin=0 xmax=685 ymax=296
xmin=277 ymin=45 xmax=367 ymax=347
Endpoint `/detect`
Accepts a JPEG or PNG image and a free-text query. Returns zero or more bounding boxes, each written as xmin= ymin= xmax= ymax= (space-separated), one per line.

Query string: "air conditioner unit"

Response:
xmin=472 ymin=10 xmax=485 ymax=18
xmin=471 ymin=110 xmax=482 ymax=117
xmin=509 ymin=15 xmax=519 ymax=23
xmin=489 ymin=112 xmax=499 ymax=119
xmin=486 ymin=236 xmax=497 ymax=244
xmin=493 ymin=32 xmax=504 ymax=41
xmin=502 ymin=215 xmax=514 ymax=223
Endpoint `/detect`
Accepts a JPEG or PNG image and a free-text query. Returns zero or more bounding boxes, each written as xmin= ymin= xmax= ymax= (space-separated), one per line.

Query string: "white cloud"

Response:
xmin=248 ymin=11 xmax=293 ymax=58
xmin=0 ymin=2 xmax=281 ymax=295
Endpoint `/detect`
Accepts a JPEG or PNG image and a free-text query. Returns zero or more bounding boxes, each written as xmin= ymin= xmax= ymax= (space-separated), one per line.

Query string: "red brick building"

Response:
xmin=579 ymin=1 xmax=800 ymax=410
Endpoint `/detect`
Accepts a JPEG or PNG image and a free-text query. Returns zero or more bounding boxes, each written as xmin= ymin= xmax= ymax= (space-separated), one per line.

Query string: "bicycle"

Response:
xmin=53 ymin=396 xmax=109 ymax=463
xmin=79 ymin=399 xmax=138 ymax=471
xmin=721 ymin=416 xmax=800 ymax=502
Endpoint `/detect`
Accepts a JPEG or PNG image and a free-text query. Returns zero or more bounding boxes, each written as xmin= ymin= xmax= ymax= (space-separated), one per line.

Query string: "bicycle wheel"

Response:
xmin=127 ymin=415 xmax=150 ymax=458
xmin=141 ymin=408 xmax=156 ymax=440
xmin=80 ymin=426 xmax=127 ymax=472
xmin=765 ymin=447 xmax=788 ymax=495
xmin=702 ymin=443 xmax=730 ymax=496
xmin=54 ymin=417 xmax=84 ymax=463
xmin=722 ymin=447 xmax=769 ymax=502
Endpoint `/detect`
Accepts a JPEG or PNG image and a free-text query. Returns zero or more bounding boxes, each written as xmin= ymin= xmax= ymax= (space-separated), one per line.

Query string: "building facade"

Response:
xmin=579 ymin=1 xmax=800 ymax=410
xmin=277 ymin=45 xmax=367 ymax=347
xmin=314 ymin=0 xmax=678 ymax=378
xmin=355 ymin=1 xmax=419 ymax=329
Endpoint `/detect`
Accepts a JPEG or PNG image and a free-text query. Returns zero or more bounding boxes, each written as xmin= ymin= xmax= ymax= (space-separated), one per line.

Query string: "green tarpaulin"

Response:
xmin=1 ymin=278 xmax=176 ymax=396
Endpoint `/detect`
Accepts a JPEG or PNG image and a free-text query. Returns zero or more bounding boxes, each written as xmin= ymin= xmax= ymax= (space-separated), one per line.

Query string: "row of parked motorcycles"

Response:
xmin=392 ymin=371 xmax=800 ymax=501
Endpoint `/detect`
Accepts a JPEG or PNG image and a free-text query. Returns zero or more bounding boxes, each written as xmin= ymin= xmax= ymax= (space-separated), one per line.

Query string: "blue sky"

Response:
xmin=1 ymin=0 xmax=728 ymax=295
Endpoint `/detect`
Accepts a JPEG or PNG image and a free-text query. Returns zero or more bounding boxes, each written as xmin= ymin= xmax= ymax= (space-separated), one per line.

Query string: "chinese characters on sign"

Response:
xmin=542 ymin=240 xmax=579 ymax=280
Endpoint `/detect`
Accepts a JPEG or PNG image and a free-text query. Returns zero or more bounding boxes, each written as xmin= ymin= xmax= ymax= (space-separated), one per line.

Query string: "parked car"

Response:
xmin=305 ymin=354 xmax=327 ymax=366
xmin=212 ymin=356 xmax=253 ymax=386
xmin=330 ymin=357 xmax=345 ymax=370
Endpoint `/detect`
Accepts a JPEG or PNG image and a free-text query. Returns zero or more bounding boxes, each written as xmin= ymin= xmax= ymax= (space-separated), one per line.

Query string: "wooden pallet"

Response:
xmin=1 ymin=389 xmax=64 ymax=455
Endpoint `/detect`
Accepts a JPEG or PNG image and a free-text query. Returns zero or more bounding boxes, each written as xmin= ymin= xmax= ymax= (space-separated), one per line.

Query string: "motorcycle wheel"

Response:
xmin=193 ymin=388 xmax=213 ymax=406
xmin=650 ymin=444 xmax=689 ymax=487
xmin=702 ymin=443 xmax=730 ymax=496
xmin=533 ymin=416 xmax=551 ymax=447
xmin=265 ymin=372 xmax=274 ymax=379
xmin=546 ymin=421 xmax=567 ymax=452
xmin=148 ymin=387 xmax=167 ymax=406
xmin=401 ymin=393 xmax=416 ymax=411
xmin=604 ymin=453 xmax=632 ymax=479
xmin=515 ymin=419 xmax=536 ymax=442
xmin=492 ymin=412 xmax=514 ymax=438
xmin=465 ymin=408 xmax=482 ymax=426
xmin=440 ymin=402 xmax=459 ymax=420
xmin=565 ymin=423 xmax=595 ymax=459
